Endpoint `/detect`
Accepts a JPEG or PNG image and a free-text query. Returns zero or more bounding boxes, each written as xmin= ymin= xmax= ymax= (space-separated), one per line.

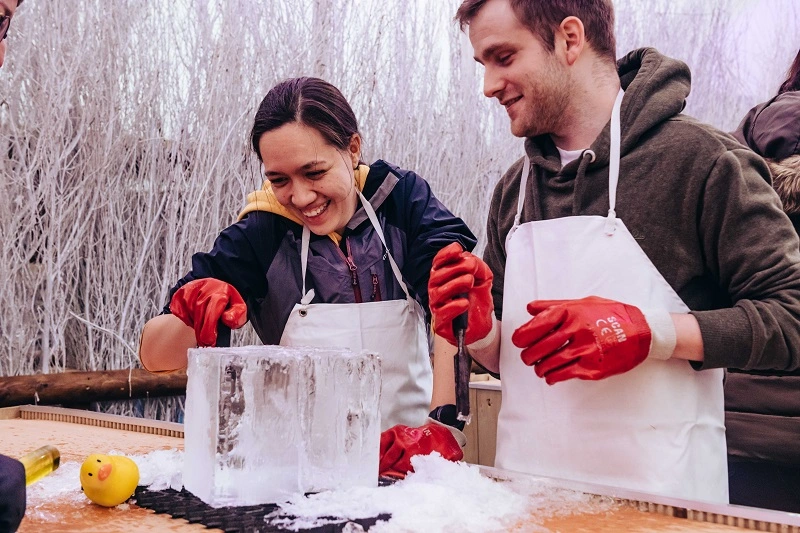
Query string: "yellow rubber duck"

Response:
xmin=79 ymin=454 xmax=140 ymax=507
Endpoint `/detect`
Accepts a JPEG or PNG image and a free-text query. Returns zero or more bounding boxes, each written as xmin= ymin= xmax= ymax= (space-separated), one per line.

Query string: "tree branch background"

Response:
xmin=0 ymin=0 xmax=797 ymax=420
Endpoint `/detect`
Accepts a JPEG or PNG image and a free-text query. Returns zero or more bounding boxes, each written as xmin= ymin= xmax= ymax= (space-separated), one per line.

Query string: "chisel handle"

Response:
xmin=217 ymin=324 xmax=232 ymax=347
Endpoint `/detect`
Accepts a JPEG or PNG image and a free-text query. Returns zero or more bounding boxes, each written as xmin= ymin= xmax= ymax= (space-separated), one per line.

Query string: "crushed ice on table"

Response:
xmin=268 ymin=453 xmax=617 ymax=533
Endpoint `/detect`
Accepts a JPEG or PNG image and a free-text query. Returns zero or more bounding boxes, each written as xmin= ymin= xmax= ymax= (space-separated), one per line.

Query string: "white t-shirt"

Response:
xmin=556 ymin=146 xmax=586 ymax=168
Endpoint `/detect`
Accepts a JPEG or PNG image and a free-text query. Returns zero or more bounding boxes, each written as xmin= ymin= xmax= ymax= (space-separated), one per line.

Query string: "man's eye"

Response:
xmin=498 ymin=54 xmax=513 ymax=65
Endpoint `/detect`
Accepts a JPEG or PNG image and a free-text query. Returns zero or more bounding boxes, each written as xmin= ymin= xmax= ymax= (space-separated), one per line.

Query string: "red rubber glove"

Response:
xmin=169 ymin=278 xmax=248 ymax=347
xmin=379 ymin=423 xmax=464 ymax=479
xmin=428 ymin=242 xmax=494 ymax=346
xmin=511 ymin=296 xmax=652 ymax=385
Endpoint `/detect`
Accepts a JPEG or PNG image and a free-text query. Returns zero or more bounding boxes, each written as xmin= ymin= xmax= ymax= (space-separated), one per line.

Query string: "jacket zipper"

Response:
xmin=339 ymin=237 xmax=362 ymax=303
xmin=371 ymin=273 xmax=382 ymax=302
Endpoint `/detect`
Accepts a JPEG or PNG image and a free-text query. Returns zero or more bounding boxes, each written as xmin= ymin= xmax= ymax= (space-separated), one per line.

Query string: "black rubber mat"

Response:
xmin=134 ymin=481 xmax=394 ymax=533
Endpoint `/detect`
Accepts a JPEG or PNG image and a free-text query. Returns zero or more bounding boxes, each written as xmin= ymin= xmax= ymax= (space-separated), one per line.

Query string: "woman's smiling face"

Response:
xmin=259 ymin=122 xmax=360 ymax=235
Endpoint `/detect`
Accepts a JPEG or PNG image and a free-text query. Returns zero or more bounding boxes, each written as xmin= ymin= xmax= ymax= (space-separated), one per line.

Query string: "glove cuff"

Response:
xmin=642 ymin=308 xmax=676 ymax=361
xmin=429 ymin=404 xmax=465 ymax=431
xmin=427 ymin=417 xmax=467 ymax=448
xmin=466 ymin=313 xmax=498 ymax=352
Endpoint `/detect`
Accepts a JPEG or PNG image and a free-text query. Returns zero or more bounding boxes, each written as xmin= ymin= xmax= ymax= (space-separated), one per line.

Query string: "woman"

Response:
xmin=729 ymin=49 xmax=800 ymax=513
xmin=139 ymin=77 xmax=476 ymax=475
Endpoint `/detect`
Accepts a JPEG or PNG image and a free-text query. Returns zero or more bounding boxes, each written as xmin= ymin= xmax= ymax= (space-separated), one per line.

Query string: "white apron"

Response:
xmin=279 ymin=189 xmax=432 ymax=431
xmin=495 ymin=90 xmax=728 ymax=503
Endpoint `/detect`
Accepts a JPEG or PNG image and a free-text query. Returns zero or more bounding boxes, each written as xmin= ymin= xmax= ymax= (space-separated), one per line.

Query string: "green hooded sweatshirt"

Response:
xmin=484 ymin=47 xmax=800 ymax=372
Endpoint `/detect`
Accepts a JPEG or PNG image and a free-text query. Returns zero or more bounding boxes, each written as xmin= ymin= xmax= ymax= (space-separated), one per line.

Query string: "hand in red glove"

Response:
xmin=511 ymin=296 xmax=652 ymax=385
xmin=169 ymin=278 xmax=248 ymax=347
xmin=379 ymin=422 xmax=464 ymax=479
xmin=428 ymin=242 xmax=494 ymax=346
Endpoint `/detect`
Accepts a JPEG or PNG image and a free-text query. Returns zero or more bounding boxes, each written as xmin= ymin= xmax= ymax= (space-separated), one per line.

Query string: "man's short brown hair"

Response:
xmin=455 ymin=0 xmax=617 ymax=65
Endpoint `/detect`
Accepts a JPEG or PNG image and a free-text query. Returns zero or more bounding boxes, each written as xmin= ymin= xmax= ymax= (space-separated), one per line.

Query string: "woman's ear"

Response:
xmin=348 ymin=133 xmax=362 ymax=169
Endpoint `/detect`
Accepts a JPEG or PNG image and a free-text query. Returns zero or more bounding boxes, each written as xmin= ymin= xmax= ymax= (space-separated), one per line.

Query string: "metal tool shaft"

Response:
xmin=453 ymin=308 xmax=472 ymax=423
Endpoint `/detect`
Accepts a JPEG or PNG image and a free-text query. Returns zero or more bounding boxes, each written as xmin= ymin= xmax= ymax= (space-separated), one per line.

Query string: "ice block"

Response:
xmin=183 ymin=345 xmax=381 ymax=506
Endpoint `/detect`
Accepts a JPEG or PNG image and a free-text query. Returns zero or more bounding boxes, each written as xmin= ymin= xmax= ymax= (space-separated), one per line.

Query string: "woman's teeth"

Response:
xmin=303 ymin=201 xmax=330 ymax=218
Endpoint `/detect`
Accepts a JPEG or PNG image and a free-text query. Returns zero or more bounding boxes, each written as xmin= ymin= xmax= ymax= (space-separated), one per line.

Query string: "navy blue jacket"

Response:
xmin=0 ymin=454 xmax=25 ymax=532
xmin=165 ymin=160 xmax=477 ymax=345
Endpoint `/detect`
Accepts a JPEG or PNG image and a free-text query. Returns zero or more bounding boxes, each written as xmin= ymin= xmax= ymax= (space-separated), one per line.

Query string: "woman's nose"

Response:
xmin=291 ymin=182 xmax=316 ymax=207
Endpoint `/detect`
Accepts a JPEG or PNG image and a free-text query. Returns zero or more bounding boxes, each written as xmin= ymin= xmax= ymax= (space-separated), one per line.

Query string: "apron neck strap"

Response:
xmin=301 ymin=226 xmax=314 ymax=303
xmin=300 ymin=190 xmax=412 ymax=301
xmin=355 ymin=189 xmax=412 ymax=299
xmin=514 ymin=156 xmax=531 ymax=230
xmin=604 ymin=87 xmax=624 ymax=236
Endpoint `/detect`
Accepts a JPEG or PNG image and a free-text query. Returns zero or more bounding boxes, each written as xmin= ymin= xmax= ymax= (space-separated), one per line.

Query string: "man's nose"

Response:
xmin=483 ymin=68 xmax=503 ymax=99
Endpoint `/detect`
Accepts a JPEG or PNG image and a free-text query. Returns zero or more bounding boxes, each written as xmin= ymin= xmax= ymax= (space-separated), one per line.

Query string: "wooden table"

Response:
xmin=2 ymin=405 xmax=798 ymax=532
xmin=0 ymin=405 xmax=201 ymax=533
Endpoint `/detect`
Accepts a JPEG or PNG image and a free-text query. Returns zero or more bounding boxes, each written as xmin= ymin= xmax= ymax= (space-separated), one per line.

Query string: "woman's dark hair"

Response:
xmin=778 ymin=50 xmax=800 ymax=94
xmin=250 ymin=77 xmax=359 ymax=161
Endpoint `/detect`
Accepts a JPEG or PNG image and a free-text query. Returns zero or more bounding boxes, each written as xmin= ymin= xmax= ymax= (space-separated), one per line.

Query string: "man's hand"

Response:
xmin=428 ymin=243 xmax=495 ymax=346
xmin=169 ymin=278 xmax=247 ymax=347
xmin=379 ymin=422 xmax=464 ymax=479
xmin=512 ymin=296 xmax=652 ymax=384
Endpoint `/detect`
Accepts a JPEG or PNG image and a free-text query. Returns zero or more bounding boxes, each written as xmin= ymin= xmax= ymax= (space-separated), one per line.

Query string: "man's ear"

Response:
xmin=557 ymin=16 xmax=586 ymax=66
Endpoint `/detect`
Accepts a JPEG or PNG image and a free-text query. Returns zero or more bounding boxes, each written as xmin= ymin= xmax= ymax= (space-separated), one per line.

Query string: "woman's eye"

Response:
xmin=269 ymin=178 xmax=287 ymax=187
xmin=307 ymin=170 xmax=326 ymax=179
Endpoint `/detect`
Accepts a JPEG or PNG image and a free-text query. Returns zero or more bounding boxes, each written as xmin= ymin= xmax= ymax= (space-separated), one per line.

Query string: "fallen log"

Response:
xmin=0 ymin=369 xmax=187 ymax=408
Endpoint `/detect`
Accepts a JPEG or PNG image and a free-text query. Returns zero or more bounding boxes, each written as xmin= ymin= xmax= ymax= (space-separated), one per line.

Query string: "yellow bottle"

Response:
xmin=19 ymin=445 xmax=60 ymax=486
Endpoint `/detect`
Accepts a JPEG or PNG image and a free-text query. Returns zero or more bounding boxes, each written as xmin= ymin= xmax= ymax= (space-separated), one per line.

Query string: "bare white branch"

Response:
xmin=0 ymin=0 xmax=796 ymax=419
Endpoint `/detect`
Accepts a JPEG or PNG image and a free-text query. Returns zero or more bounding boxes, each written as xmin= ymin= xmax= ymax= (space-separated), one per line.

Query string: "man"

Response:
xmin=428 ymin=0 xmax=800 ymax=504
xmin=1 ymin=1 xmax=28 ymax=532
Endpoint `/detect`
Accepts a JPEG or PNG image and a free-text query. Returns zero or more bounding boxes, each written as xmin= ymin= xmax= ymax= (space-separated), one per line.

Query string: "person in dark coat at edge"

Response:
xmin=729 ymin=49 xmax=800 ymax=513
xmin=0 ymin=1 xmax=29 ymax=532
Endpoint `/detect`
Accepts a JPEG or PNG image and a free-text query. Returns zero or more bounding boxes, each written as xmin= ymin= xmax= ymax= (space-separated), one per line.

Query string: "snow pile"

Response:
xmin=135 ymin=448 xmax=183 ymax=491
xmin=26 ymin=461 xmax=84 ymax=508
xmin=270 ymin=453 xmax=614 ymax=532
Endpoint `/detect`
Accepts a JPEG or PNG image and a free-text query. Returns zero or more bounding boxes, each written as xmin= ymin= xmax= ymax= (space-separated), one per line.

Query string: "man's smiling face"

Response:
xmin=469 ymin=0 xmax=571 ymax=138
